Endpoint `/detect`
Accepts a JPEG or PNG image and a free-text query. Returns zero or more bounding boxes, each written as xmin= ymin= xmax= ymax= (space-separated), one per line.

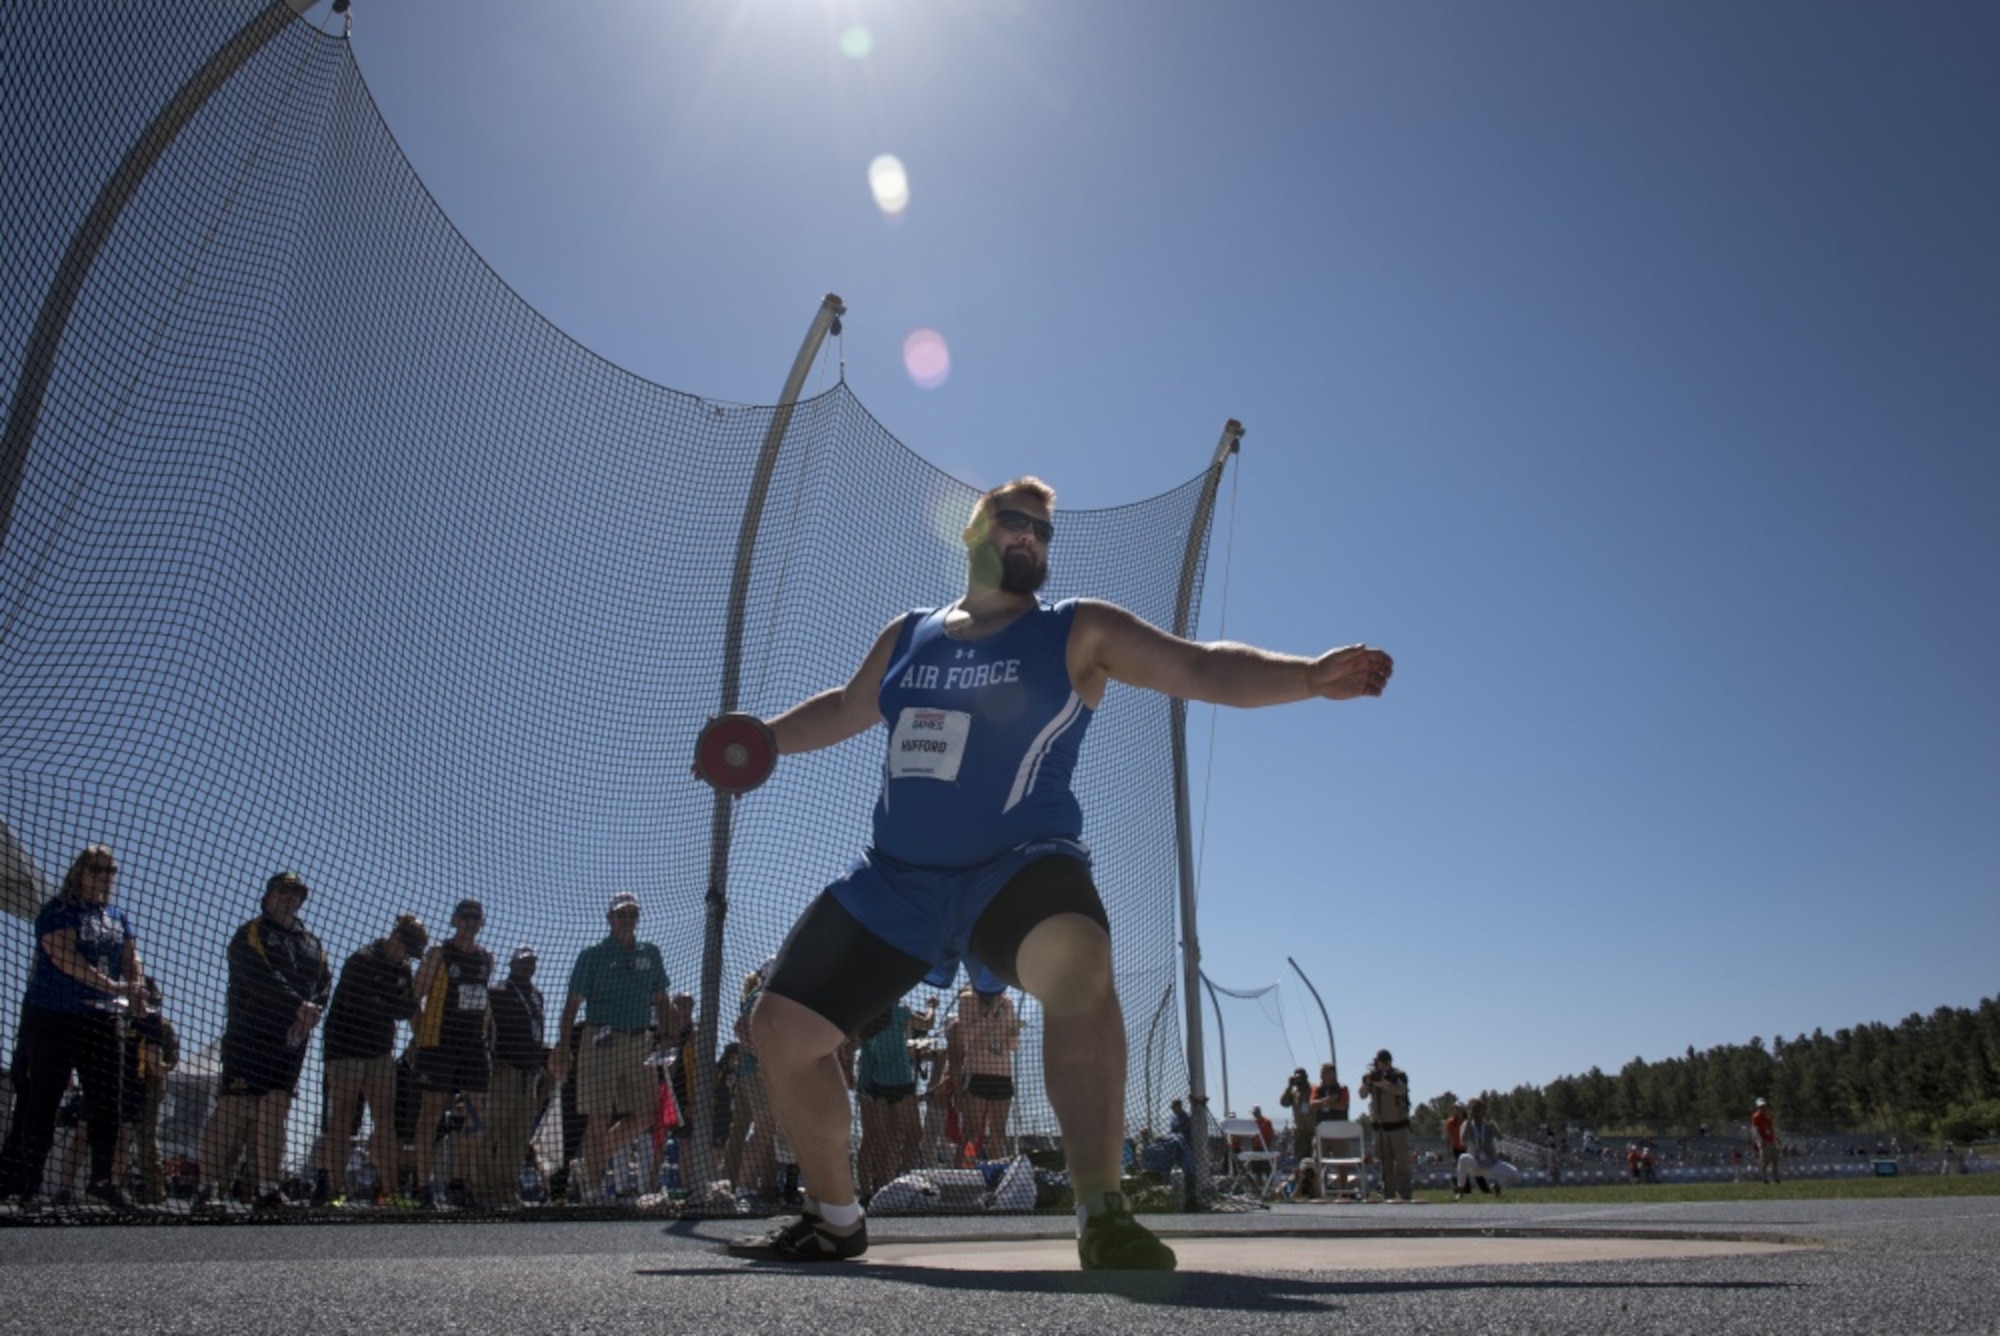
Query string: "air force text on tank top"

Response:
xmin=873 ymin=599 xmax=1091 ymax=867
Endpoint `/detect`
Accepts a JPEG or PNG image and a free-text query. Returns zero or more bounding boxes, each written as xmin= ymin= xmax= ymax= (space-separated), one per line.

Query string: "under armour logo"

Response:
xmin=955 ymin=648 xmax=975 ymax=659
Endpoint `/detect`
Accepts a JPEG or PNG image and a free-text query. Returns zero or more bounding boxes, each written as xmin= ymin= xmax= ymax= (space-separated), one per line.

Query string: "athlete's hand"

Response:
xmin=1308 ymin=645 xmax=1394 ymax=700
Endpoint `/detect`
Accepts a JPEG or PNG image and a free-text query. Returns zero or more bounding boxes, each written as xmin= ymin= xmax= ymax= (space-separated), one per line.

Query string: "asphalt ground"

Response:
xmin=3 ymin=1196 xmax=1996 ymax=1334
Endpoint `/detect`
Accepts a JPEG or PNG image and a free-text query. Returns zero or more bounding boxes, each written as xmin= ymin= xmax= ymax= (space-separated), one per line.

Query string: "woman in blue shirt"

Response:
xmin=0 ymin=845 xmax=146 ymax=1208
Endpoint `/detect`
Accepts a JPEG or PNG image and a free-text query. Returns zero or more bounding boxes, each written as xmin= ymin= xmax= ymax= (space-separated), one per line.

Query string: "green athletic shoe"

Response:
xmin=1078 ymin=1194 xmax=1177 ymax=1271
xmin=727 ymin=1210 xmax=868 ymax=1262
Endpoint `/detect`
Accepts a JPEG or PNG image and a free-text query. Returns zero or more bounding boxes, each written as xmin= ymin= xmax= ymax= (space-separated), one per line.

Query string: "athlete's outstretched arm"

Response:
xmin=1071 ymin=599 xmax=1392 ymax=707
xmin=764 ymin=618 xmax=904 ymax=755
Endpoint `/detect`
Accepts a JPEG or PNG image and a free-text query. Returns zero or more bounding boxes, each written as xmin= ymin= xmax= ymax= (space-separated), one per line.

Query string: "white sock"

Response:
xmin=812 ymin=1198 xmax=863 ymax=1229
xmin=1075 ymin=1188 xmax=1120 ymax=1233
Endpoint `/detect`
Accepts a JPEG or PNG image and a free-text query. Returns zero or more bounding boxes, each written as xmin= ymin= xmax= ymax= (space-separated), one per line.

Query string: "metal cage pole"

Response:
xmin=688 ymin=293 xmax=845 ymax=1196
xmin=1170 ymin=419 xmax=1242 ymax=1205
xmin=1288 ymin=955 xmax=1338 ymax=1075
xmin=1199 ymin=972 xmax=1231 ymax=1117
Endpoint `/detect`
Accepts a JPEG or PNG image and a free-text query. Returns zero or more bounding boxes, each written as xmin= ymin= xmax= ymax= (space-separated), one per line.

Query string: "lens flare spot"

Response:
xmin=839 ymin=25 xmax=874 ymax=59
xmin=923 ymin=493 xmax=974 ymax=548
xmin=903 ymin=329 xmax=951 ymax=390
xmin=869 ymin=154 xmax=910 ymax=217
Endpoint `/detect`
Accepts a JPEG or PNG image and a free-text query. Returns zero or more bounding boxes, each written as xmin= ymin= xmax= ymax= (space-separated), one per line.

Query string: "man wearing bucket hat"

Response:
xmin=196 ymin=871 xmax=331 ymax=1211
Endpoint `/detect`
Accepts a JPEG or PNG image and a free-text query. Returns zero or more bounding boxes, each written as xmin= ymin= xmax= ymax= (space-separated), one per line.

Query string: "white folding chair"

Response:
xmin=1216 ymin=1117 xmax=1282 ymax=1198
xmin=1314 ymin=1118 xmax=1366 ymax=1200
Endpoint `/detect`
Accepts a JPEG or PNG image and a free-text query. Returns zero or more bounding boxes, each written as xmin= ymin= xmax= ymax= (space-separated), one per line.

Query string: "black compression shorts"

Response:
xmin=765 ymin=854 xmax=1110 ymax=1036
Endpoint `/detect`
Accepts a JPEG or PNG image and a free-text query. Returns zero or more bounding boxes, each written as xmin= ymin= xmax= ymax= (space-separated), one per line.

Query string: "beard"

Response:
xmin=999 ymin=547 xmax=1048 ymax=595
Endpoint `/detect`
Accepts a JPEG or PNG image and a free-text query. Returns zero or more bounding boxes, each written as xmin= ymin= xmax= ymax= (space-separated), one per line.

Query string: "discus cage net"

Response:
xmin=0 ymin=0 xmax=1225 ymax=1216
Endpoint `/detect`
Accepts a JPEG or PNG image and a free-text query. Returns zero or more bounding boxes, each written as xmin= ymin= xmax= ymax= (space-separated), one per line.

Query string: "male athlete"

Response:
xmin=728 ymin=477 xmax=1392 ymax=1268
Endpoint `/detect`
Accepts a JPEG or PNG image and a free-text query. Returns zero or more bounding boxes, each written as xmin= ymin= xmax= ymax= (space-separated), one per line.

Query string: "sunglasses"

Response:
xmin=991 ymin=508 xmax=1054 ymax=543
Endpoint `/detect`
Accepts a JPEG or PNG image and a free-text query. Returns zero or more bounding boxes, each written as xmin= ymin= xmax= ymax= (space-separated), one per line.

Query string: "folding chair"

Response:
xmin=1314 ymin=1118 xmax=1366 ymax=1200
xmin=1216 ymin=1117 xmax=1282 ymax=1198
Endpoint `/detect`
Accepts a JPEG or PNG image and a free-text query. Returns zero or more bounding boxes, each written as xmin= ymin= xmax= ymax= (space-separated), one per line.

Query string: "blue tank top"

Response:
xmin=872 ymin=598 xmax=1092 ymax=866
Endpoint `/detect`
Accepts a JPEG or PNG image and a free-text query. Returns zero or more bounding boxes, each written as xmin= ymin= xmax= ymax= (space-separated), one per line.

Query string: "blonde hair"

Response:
xmin=58 ymin=844 xmax=116 ymax=903
xmin=968 ymin=476 xmax=1056 ymax=530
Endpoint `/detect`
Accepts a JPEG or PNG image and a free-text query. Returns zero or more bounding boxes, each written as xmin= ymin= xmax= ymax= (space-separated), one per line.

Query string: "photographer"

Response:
xmin=1278 ymin=1068 xmax=1317 ymax=1197
xmin=1358 ymin=1048 xmax=1413 ymax=1202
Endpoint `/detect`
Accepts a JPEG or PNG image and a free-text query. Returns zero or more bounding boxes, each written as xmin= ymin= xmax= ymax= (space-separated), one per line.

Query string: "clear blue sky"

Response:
xmin=322 ymin=0 xmax=1998 ymax=1116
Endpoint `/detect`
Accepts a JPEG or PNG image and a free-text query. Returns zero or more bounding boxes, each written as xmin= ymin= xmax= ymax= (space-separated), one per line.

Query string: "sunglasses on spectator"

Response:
xmin=991 ymin=508 xmax=1054 ymax=543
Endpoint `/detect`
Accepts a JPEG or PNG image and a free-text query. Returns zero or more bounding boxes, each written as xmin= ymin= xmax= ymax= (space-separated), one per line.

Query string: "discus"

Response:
xmin=693 ymin=712 xmax=778 ymax=796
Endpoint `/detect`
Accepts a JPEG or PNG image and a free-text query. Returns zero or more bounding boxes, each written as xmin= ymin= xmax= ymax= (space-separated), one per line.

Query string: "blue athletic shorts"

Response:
xmin=829 ymin=837 xmax=1091 ymax=990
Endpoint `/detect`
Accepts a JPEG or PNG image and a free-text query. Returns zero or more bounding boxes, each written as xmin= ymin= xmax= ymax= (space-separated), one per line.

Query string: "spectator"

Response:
xmin=1156 ymin=1096 xmax=1196 ymax=1185
xmin=0 ymin=846 xmax=146 ymax=1210
xmin=1309 ymin=1062 xmax=1353 ymax=1197
xmin=116 ymin=975 xmax=178 ymax=1204
xmin=1444 ymin=1101 xmax=1490 ymax=1196
xmin=663 ymin=991 xmax=696 ymax=1154
xmin=550 ymin=892 xmax=670 ymax=1205
xmin=544 ymin=1019 xmax=587 ymax=1202
xmin=410 ymin=899 xmax=495 ymax=1209
xmin=198 ymin=872 xmax=331 ymax=1211
xmin=484 ymin=943 xmax=547 ymax=1209
xmin=950 ymin=983 xmax=1021 ymax=1161
xmin=1751 ymin=1097 xmax=1780 ymax=1185
xmin=1278 ymin=1067 xmax=1317 ymax=1196
xmin=855 ymin=998 xmax=932 ymax=1199
xmin=1358 ymin=1048 xmax=1413 ymax=1202
xmin=1454 ymin=1097 xmax=1520 ymax=1198
xmin=318 ymin=913 xmax=426 ymax=1207
xmin=721 ymin=966 xmax=777 ymax=1198
xmin=1251 ymin=1105 xmax=1277 ymax=1157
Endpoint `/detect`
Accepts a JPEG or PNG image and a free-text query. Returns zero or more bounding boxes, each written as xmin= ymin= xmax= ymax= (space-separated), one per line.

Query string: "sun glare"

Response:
xmin=903 ymin=328 xmax=951 ymax=389
xmin=868 ymin=153 xmax=910 ymax=217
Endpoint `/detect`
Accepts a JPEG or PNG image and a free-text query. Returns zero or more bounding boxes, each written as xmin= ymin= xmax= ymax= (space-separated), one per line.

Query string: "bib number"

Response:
xmin=456 ymin=984 xmax=488 ymax=1012
xmin=888 ymin=708 xmax=970 ymax=782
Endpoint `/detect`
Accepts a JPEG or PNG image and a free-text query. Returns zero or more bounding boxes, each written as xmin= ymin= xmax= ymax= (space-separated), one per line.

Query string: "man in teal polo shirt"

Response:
xmin=551 ymin=892 xmax=669 ymax=1203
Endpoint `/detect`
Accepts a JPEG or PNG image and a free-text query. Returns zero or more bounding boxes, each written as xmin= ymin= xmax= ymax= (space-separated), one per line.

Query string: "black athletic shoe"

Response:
xmin=1078 ymin=1194 xmax=1177 ymax=1271
xmin=253 ymin=1188 xmax=297 ymax=1211
xmin=727 ymin=1210 xmax=868 ymax=1262
xmin=86 ymin=1180 xmax=136 ymax=1210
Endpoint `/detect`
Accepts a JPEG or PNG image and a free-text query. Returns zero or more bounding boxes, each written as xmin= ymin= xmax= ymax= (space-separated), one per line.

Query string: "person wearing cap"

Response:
xmin=482 ymin=943 xmax=547 ymax=1208
xmin=1357 ymin=1048 xmax=1413 ymax=1202
xmin=198 ymin=871 xmax=331 ymax=1211
xmin=1750 ymin=1097 xmax=1780 ymax=1184
xmin=551 ymin=892 xmax=669 ymax=1204
xmin=409 ymin=899 xmax=495 ymax=1209
xmin=317 ymin=913 xmax=427 ymax=1207
xmin=0 ymin=845 xmax=149 ymax=1210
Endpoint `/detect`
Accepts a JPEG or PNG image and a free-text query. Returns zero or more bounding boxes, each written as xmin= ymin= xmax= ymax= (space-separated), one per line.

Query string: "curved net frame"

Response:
xmin=0 ymin=1 xmax=1220 ymax=1215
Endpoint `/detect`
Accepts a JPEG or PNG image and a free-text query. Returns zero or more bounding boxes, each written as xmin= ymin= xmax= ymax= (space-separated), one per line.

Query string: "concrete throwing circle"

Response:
xmin=861 ymin=1234 xmax=1811 ymax=1273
